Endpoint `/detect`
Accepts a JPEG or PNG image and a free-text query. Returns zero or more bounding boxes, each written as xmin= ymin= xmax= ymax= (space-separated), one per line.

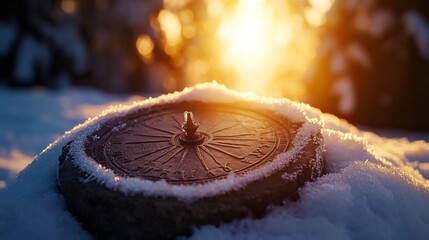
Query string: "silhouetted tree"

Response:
xmin=306 ymin=0 xmax=429 ymax=130
xmin=0 ymin=0 xmax=179 ymax=93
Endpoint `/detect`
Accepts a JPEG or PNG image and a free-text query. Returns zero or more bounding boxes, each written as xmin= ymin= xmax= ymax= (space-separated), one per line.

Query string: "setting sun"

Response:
xmin=217 ymin=0 xmax=334 ymax=98
xmin=218 ymin=0 xmax=277 ymax=95
xmin=158 ymin=0 xmax=334 ymax=99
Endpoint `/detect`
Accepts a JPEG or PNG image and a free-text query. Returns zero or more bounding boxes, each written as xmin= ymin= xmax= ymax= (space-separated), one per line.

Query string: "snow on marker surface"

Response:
xmin=1 ymin=82 xmax=429 ymax=239
xmin=66 ymin=82 xmax=322 ymax=202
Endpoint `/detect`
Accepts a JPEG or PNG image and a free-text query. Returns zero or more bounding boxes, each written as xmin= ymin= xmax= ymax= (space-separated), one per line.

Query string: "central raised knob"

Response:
xmin=179 ymin=111 xmax=204 ymax=145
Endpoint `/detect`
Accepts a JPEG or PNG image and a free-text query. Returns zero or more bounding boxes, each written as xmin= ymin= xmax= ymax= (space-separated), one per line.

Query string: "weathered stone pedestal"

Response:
xmin=58 ymin=102 xmax=324 ymax=239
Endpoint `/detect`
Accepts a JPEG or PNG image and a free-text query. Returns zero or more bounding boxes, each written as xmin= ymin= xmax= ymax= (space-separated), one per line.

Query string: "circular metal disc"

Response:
xmin=86 ymin=102 xmax=294 ymax=184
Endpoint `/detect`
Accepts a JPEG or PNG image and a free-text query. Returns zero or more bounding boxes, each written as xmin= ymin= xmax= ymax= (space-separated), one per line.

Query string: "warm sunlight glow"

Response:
xmin=305 ymin=0 xmax=334 ymax=26
xmin=159 ymin=0 xmax=334 ymax=99
xmin=217 ymin=0 xmax=328 ymax=97
xmin=61 ymin=0 xmax=77 ymax=14
xmin=136 ymin=35 xmax=154 ymax=63
xmin=218 ymin=0 xmax=288 ymax=96
xmin=158 ymin=9 xmax=182 ymax=56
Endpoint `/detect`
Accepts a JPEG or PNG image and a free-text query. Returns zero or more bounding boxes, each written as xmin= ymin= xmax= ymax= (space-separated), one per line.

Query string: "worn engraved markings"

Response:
xmin=93 ymin=104 xmax=291 ymax=184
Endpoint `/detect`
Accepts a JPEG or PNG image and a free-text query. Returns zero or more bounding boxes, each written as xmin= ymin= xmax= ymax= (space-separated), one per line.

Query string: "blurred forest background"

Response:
xmin=1 ymin=0 xmax=429 ymax=130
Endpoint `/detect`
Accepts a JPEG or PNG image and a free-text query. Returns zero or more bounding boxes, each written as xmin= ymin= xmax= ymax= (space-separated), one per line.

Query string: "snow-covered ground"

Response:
xmin=0 ymin=83 xmax=429 ymax=239
xmin=0 ymin=87 xmax=145 ymax=189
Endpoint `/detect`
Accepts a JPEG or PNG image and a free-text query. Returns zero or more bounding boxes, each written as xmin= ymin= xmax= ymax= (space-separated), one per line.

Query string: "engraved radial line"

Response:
xmin=143 ymin=123 xmax=176 ymax=135
xmin=148 ymin=145 xmax=179 ymax=163
xmin=196 ymin=146 xmax=210 ymax=170
xmin=162 ymin=146 xmax=184 ymax=165
xmin=213 ymin=137 xmax=257 ymax=141
xmin=133 ymin=145 xmax=172 ymax=161
xmin=210 ymin=123 xmax=241 ymax=134
xmin=213 ymin=133 xmax=254 ymax=138
xmin=175 ymin=147 xmax=189 ymax=170
xmin=133 ymin=134 xmax=171 ymax=138
xmin=200 ymin=145 xmax=223 ymax=166
xmin=205 ymin=144 xmax=244 ymax=159
xmin=213 ymin=141 xmax=251 ymax=146
xmin=171 ymin=116 xmax=181 ymax=126
xmin=171 ymin=116 xmax=184 ymax=131
xmin=210 ymin=142 xmax=241 ymax=148
xmin=205 ymin=119 xmax=223 ymax=132
xmin=124 ymin=139 xmax=170 ymax=144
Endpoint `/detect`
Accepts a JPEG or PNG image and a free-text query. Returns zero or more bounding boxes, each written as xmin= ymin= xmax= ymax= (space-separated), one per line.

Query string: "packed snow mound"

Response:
xmin=1 ymin=82 xmax=429 ymax=239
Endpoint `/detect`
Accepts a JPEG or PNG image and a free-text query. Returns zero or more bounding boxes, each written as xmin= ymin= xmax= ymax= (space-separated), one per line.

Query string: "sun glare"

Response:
xmin=217 ymin=0 xmax=333 ymax=98
xmin=156 ymin=0 xmax=334 ymax=99
xmin=218 ymin=0 xmax=290 ymax=96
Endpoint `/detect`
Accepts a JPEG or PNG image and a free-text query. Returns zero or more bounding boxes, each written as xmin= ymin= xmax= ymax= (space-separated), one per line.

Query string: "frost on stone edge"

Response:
xmin=66 ymin=82 xmax=322 ymax=202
